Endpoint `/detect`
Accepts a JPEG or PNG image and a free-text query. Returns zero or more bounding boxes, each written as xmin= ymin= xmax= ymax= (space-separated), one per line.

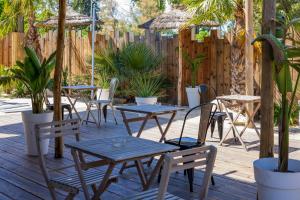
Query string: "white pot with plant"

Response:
xmin=252 ymin=14 xmax=300 ymax=200
xmin=130 ymin=73 xmax=166 ymax=105
xmin=183 ymin=51 xmax=205 ymax=108
xmin=0 ymin=47 xmax=56 ymax=156
xmin=96 ymin=72 xmax=111 ymax=101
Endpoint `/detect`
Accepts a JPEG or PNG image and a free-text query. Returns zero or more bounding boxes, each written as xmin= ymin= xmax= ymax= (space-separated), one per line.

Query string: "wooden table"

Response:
xmin=62 ymin=85 xmax=98 ymax=126
xmin=216 ymin=95 xmax=261 ymax=150
xmin=65 ymin=136 xmax=178 ymax=199
xmin=116 ymin=104 xmax=184 ymax=142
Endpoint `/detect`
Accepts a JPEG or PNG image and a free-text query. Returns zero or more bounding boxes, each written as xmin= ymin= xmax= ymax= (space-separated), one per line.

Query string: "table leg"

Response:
xmin=144 ymin=155 xmax=164 ymax=190
xmin=241 ymin=102 xmax=261 ymax=138
xmin=136 ymin=114 xmax=151 ymax=138
xmin=92 ymin=163 xmax=116 ymax=200
xmin=66 ymin=95 xmax=81 ymax=120
xmin=81 ymin=94 xmax=98 ymax=127
xmin=135 ymin=160 xmax=148 ymax=189
xmin=154 ymin=112 xmax=176 ymax=143
xmin=120 ymin=111 xmax=133 ymax=136
xmin=71 ymin=149 xmax=90 ymax=200
xmin=219 ymin=101 xmax=247 ymax=150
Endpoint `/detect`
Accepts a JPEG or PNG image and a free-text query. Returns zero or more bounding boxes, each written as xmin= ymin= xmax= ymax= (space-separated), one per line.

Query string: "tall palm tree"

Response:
xmin=0 ymin=0 xmax=54 ymax=58
xmin=182 ymin=0 xmax=255 ymax=95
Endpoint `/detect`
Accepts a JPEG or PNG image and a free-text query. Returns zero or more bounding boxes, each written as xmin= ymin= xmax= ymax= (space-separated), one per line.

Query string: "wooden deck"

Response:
xmin=0 ymin=101 xmax=300 ymax=200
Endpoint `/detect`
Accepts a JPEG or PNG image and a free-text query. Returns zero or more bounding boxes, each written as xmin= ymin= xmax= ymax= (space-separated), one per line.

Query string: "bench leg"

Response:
xmin=187 ymin=168 xmax=194 ymax=192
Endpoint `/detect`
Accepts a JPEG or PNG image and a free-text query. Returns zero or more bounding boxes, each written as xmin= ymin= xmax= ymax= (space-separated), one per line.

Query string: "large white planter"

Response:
xmin=135 ymin=97 xmax=158 ymax=105
xmin=254 ymin=158 xmax=300 ymax=200
xmin=96 ymin=88 xmax=110 ymax=100
xmin=21 ymin=110 xmax=53 ymax=156
xmin=186 ymin=87 xmax=200 ymax=108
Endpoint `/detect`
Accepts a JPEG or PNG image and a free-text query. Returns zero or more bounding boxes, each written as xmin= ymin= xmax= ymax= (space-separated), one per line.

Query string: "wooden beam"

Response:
xmin=178 ymin=30 xmax=183 ymax=106
xmin=245 ymin=0 xmax=254 ymax=126
xmin=260 ymin=0 xmax=276 ymax=158
xmin=54 ymin=0 xmax=67 ymax=158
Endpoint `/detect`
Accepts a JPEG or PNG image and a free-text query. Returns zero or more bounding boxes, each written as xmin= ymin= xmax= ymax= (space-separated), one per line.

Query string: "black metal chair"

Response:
xmin=199 ymin=84 xmax=235 ymax=140
xmin=165 ymin=103 xmax=217 ymax=192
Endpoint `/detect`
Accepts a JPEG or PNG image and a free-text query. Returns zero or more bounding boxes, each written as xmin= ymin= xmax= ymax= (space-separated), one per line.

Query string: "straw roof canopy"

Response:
xmin=36 ymin=6 xmax=103 ymax=28
xmin=139 ymin=9 xmax=219 ymax=30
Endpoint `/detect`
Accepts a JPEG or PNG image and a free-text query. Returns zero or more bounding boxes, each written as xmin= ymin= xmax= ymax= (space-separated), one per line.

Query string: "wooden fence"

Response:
xmin=0 ymin=29 xmax=232 ymax=105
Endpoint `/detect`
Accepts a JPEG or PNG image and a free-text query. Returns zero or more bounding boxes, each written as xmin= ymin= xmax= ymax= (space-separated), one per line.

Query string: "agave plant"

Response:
xmin=129 ymin=73 xmax=167 ymax=98
xmin=252 ymin=13 xmax=300 ymax=172
xmin=0 ymin=47 xmax=56 ymax=113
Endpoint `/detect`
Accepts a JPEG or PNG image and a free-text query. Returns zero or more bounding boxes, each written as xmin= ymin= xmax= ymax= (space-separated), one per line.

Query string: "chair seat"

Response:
xmin=165 ymin=137 xmax=204 ymax=149
xmin=90 ymin=100 xmax=112 ymax=105
xmin=50 ymin=169 xmax=117 ymax=189
xmin=47 ymin=103 xmax=71 ymax=109
xmin=124 ymin=188 xmax=183 ymax=200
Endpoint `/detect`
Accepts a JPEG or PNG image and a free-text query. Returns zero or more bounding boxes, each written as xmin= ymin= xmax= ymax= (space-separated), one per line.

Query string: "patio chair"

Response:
xmin=199 ymin=84 xmax=235 ymax=140
xmin=44 ymin=90 xmax=72 ymax=120
xmin=35 ymin=119 xmax=117 ymax=200
xmin=87 ymin=78 xmax=119 ymax=126
xmin=165 ymin=103 xmax=217 ymax=192
xmin=123 ymin=146 xmax=217 ymax=200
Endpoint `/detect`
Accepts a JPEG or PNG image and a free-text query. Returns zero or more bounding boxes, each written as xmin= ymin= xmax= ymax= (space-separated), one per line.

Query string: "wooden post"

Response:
xmin=178 ymin=29 xmax=183 ymax=106
xmin=260 ymin=0 xmax=276 ymax=158
xmin=245 ymin=0 xmax=254 ymax=126
xmin=68 ymin=27 xmax=72 ymax=91
xmin=54 ymin=0 xmax=67 ymax=158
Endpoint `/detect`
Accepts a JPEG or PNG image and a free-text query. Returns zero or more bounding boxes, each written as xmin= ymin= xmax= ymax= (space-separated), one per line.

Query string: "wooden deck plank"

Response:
xmin=0 ymin=104 xmax=291 ymax=200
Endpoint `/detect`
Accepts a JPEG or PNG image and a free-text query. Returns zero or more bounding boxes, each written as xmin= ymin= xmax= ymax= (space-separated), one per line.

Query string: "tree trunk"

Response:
xmin=25 ymin=9 xmax=42 ymax=59
xmin=54 ymin=0 xmax=67 ymax=158
xmin=230 ymin=1 xmax=246 ymax=95
xmin=260 ymin=0 xmax=276 ymax=158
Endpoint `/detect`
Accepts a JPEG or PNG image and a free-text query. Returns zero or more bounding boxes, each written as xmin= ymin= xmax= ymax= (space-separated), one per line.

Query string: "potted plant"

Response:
xmin=129 ymin=73 xmax=167 ymax=105
xmin=95 ymin=71 xmax=111 ymax=100
xmin=252 ymin=13 xmax=300 ymax=200
xmin=0 ymin=47 xmax=56 ymax=156
xmin=183 ymin=51 xmax=205 ymax=108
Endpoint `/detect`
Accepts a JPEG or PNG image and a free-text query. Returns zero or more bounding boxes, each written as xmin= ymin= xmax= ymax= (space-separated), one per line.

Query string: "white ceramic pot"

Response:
xmin=186 ymin=87 xmax=200 ymax=108
xmin=21 ymin=110 xmax=53 ymax=156
xmin=135 ymin=97 xmax=158 ymax=105
xmin=96 ymin=88 xmax=110 ymax=100
xmin=254 ymin=158 xmax=300 ymax=200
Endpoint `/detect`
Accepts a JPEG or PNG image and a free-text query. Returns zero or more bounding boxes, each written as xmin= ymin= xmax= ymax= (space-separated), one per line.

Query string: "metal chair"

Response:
xmin=35 ymin=119 xmax=117 ymax=200
xmin=88 ymin=78 xmax=119 ymax=126
xmin=199 ymin=84 xmax=235 ymax=140
xmin=123 ymin=146 xmax=217 ymax=200
xmin=165 ymin=103 xmax=217 ymax=192
xmin=44 ymin=90 xmax=72 ymax=120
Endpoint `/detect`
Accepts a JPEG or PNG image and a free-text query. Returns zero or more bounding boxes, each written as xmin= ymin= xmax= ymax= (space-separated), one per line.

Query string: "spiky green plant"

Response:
xmin=0 ymin=47 xmax=56 ymax=113
xmin=129 ymin=73 xmax=167 ymax=97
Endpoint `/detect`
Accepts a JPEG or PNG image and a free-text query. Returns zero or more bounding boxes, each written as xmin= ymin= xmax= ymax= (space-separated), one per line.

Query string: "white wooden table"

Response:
xmin=62 ymin=85 xmax=98 ymax=126
xmin=216 ymin=95 xmax=261 ymax=150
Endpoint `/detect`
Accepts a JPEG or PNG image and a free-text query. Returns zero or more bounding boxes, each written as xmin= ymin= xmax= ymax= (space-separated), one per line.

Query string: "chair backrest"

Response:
xmin=157 ymin=146 xmax=217 ymax=200
xmin=108 ymin=77 xmax=119 ymax=101
xmin=35 ymin=119 xmax=81 ymax=184
xmin=199 ymin=84 xmax=222 ymax=110
xmin=179 ymin=103 xmax=217 ymax=145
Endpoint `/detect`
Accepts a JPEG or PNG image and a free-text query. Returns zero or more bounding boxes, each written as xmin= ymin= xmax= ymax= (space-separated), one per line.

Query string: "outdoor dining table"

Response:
xmin=116 ymin=104 xmax=184 ymax=142
xmin=62 ymin=85 xmax=98 ymax=126
xmin=65 ymin=136 xmax=179 ymax=199
xmin=216 ymin=95 xmax=261 ymax=150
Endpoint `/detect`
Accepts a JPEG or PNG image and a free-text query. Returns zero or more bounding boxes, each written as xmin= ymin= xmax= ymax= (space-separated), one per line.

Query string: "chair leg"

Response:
xmin=187 ymin=168 xmax=194 ymax=192
xmin=103 ymin=105 xmax=108 ymax=123
xmin=111 ymin=104 xmax=118 ymax=125
xmin=97 ymin=103 xmax=102 ymax=127
xmin=65 ymin=191 xmax=77 ymax=200
xmin=48 ymin=186 xmax=57 ymax=200
xmin=68 ymin=106 xmax=72 ymax=119
xmin=210 ymin=119 xmax=216 ymax=138
xmin=211 ymin=175 xmax=215 ymax=186
xmin=217 ymin=117 xmax=224 ymax=140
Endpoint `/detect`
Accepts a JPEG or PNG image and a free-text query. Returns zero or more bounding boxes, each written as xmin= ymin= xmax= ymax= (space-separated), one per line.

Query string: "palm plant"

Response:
xmin=183 ymin=51 xmax=205 ymax=88
xmin=252 ymin=12 xmax=300 ymax=172
xmin=0 ymin=47 xmax=56 ymax=113
xmin=129 ymin=73 xmax=167 ymax=97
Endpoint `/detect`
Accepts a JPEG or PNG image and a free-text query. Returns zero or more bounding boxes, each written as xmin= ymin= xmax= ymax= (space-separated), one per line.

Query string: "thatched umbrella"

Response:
xmin=36 ymin=6 xmax=103 ymax=87
xmin=138 ymin=9 xmax=219 ymax=30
